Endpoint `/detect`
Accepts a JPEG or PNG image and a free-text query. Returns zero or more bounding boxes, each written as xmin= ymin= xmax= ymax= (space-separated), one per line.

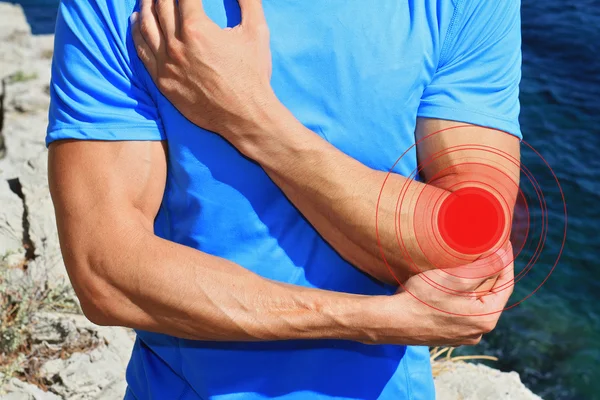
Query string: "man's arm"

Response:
xmin=46 ymin=0 xmax=514 ymax=347
xmin=49 ymin=139 xmax=373 ymax=341
xmin=239 ymin=114 xmax=520 ymax=284
xmin=131 ymin=0 xmax=520 ymax=284
xmin=48 ymin=139 xmax=511 ymax=345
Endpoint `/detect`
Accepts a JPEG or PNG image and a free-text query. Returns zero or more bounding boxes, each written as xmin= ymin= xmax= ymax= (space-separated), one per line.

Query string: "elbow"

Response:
xmin=66 ymin=260 xmax=124 ymax=327
xmin=79 ymin=294 xmax=118 ymax=327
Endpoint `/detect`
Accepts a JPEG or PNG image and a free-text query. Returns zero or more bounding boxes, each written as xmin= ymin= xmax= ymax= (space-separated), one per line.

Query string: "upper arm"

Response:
xmin=47 ymin=0 xmax=163 ymax=145
xmin=415 ymin=118 xmax=520 ymax=261
xmin=414 ymin=0 xmax=522 ymax=216
xmin=415 ymin=119 xmax=520 ymax=198
xmin=46 ymin=0 xmax=168 ymax=313
xmin=48 ymin=140 xmax=167 ymax=317
xmin=48 ymin=140 xmax=167 ymax=239
xmin=47 ymin=0 xmax=167 ymax=244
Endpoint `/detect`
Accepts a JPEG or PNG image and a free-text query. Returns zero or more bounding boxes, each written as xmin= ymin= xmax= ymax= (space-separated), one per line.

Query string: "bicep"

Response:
xmin=415 ymin=118 xmax=520 ymax=255
xmin=416 ymin=118 xmax=520 ymax=196
xmin=48 ymin=140 xmax=167 ymax=267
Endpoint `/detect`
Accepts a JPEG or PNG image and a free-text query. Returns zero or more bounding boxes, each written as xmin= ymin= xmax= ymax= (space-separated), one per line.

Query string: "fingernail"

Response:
xmin=130 ymin=12 xmax=139 ymax=24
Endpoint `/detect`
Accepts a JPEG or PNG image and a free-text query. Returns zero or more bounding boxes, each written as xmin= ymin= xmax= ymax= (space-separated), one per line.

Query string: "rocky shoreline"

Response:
xmin=0 ymin=4 xmax=541 ymax=399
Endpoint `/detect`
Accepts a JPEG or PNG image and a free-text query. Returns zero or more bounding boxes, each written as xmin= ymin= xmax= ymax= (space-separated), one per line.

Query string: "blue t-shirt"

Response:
xmin=47 ymin=0 xmax=522 ymax=399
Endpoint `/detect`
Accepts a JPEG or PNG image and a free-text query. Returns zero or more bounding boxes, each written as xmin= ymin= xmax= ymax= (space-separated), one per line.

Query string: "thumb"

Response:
xmin=238 ymin=0 xmax=267 ymax=28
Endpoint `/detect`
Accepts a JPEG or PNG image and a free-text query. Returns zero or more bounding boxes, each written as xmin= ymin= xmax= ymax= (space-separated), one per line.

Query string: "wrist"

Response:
xmin=320 ymin=293 xmax=381 ymax=342
xmin=231 ymin=94 xmax=309 ymax=162
xmin=317 ymin=293 xmax=415 ymax=345
xmin=358 ymin=293 xmax=416 ymax=345
xmin=293 ymin=290 xmax=398 ymax=343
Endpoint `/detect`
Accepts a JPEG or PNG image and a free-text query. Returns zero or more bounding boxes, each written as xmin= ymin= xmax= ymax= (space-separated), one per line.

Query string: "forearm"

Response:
xmin=236 ymin=102 xmax=514 ymax=284
xmin=129 ymin=0 xmax=519 ymax=286
xmin=72 ymin=220 xmax=383 ymax=342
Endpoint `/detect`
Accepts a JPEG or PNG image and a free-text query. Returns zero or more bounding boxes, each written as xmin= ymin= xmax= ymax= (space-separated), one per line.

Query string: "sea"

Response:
xmin=3 ymin=0 xmax=599 ymax=399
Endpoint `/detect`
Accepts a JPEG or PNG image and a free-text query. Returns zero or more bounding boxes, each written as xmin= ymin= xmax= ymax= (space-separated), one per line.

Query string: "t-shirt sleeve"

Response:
xmin=418 ymin=0 xmax=522 ymax=138
xmin=46 ymin=0 xmax=165 ymax=147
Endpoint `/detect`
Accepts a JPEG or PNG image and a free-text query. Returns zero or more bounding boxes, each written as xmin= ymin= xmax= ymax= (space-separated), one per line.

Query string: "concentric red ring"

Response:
xmin=374 ymin=125 xmax=567 ymax=316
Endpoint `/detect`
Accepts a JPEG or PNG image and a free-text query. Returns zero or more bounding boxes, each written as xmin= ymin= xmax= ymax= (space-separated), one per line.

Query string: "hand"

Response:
xmin=131 ymin=0 xmax=275 ymax=138
xmin=368 ymin=248 xmax=515 ymax=346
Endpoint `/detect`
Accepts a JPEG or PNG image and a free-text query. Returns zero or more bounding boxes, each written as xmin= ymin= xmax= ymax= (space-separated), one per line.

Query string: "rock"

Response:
xmin=0 ymin=3 xmax=52 ymax=84
xmin=0 ymin=392 xmax=31 ymax=400
xmin=434 ymin=362 xmax=543 ymax=400
xmin=51 ymin=350 xmax=125 ymax=399
xmin=0 ymin=4 xmax=30 ymax=79
xmin=0 ymin=180 xmax=24 ymax=258
xmin=33 ymin=313 xmax=134 ymax=400
xmin=19 ymin=151 xmax=69 ymax=286
xmin=38 ymin=359 xmax=64 ymax=380
xmin=29 ymin=313 xmax=78 ymax=345
xmin=8 ymin=82 xmax=50 ymax=115
xmin=0 ymin=378 xmax=60 ymax=400
xmin=0 ymin=392 xmax=32 ymax=400
xmin=95 ymin=379 xmax=129 ymax=400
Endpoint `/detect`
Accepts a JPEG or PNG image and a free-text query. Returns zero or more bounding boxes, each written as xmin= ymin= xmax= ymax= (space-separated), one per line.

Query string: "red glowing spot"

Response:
xmin=437 ymin=187 xmax=505 ymax=255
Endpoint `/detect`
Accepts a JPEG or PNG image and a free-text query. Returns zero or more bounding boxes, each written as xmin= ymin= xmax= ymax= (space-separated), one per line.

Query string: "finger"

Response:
xmin=466 ymin=335 xmax=483 ymax=346
xmin=475 ymin=276 xmax=499 ymax=302
xmin=492 ymin=260 xmax=515 ymax=293
xmin=489 ymin=261 xmax=515 ymax=308
xmin=155 ymin=0 xmax=179 ymax=38
xmin=179 ymin=0 xmax=209 ymax=24
xmin=138 ymin=0 xmax=163 ymax=53
xmin=238 ymin=0 xmax=267 ymax=28
xmin=476 ymin=276 xmax=499 ymax=294
xmin=132 ymin=14 xmax=158 ymax=78
xmin=469 ymin=253 xmax=503 ymax=296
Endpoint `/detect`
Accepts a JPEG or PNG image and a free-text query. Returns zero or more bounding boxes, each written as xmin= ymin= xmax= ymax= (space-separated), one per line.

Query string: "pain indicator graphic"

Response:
xmin=376 ymin=125 xmax=567 ymax=315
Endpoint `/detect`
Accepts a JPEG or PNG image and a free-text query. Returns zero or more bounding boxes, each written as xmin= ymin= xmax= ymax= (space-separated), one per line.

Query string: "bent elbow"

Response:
xmin=79 ymin=296 xmax=118 ymax=326
xmin=66 ymin=260 xmax=123 ymax=327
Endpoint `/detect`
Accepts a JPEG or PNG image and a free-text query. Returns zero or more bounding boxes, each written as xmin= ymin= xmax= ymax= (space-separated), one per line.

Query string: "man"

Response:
xmin=47 ymin=0 xmax=521 ymax=399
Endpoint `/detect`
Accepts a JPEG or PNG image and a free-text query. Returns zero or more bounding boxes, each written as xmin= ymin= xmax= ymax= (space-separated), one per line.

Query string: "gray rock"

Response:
xmin=52 ymin=350 xmax=124 ymax=399
xmin=8 ymin=84 xmax=50 ymax=115
xmin=0 ymin=180 xmax=24 ymax=258
xmin=34 ymin=313 xmax=134 ymax=399
xmin=0 ymin=392 xmax=31 ymax=400
xmin=0 ymin=378 xmax=60 ymax=400
xmin=19 ymin=151 xmax=69 ymax=286
xmin=30 ymin=312 xmax=78 ymax=345
xmin=434 ymin=362 xmax=543 ymax=400
xmin=95 ymin=379 xmax=129 ymax=400
xmin=38 ymin=358 xmax=64 ymax=380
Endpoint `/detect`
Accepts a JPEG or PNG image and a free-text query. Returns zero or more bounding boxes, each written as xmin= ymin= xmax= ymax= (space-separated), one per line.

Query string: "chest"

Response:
xmin=161 ymin=0 xmax=441 ymax=173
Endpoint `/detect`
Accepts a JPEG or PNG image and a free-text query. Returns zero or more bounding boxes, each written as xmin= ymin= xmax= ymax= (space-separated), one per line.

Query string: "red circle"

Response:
xmin=436 ymin=187 xmax=506 ymax=255
xmin=374 ymin=124 xmax=567 ymax=316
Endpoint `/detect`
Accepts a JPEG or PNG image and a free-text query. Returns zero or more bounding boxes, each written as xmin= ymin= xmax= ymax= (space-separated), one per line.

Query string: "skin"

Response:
xmin=49 ymin=140 xmax=512 ymax=346
xmin=131 ymin=0 xmax=520 ymax=283
xmin=48 ymin=0 xmax=516 ymax=349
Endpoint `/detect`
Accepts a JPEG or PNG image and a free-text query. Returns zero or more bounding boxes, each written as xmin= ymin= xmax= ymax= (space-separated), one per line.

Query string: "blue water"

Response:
xmin=472 ymin=2 xmax=600 ymax=399
xmin=4 ymin=0 xmax=599 ymax=399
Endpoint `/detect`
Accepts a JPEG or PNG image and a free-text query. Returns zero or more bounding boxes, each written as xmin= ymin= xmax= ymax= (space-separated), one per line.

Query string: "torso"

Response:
xmin=130 ymin=1 xmax=453 ymax=398
xmin=150 ymin=0 xmax=449 ymax=292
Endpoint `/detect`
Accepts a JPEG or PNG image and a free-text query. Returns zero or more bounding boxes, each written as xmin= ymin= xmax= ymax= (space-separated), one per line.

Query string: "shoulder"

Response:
xmin=48 ymin=0 xmax=164 ymax=146
xmin=440 ymin=0 xmax=521 ymax=63
xmin=454 ymin=0 xmax=520 ymax=29
xmin=53 ymin=0 xmax=142 ymax=81
xmin=56 ymin=0 xmax=136 ymax=41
